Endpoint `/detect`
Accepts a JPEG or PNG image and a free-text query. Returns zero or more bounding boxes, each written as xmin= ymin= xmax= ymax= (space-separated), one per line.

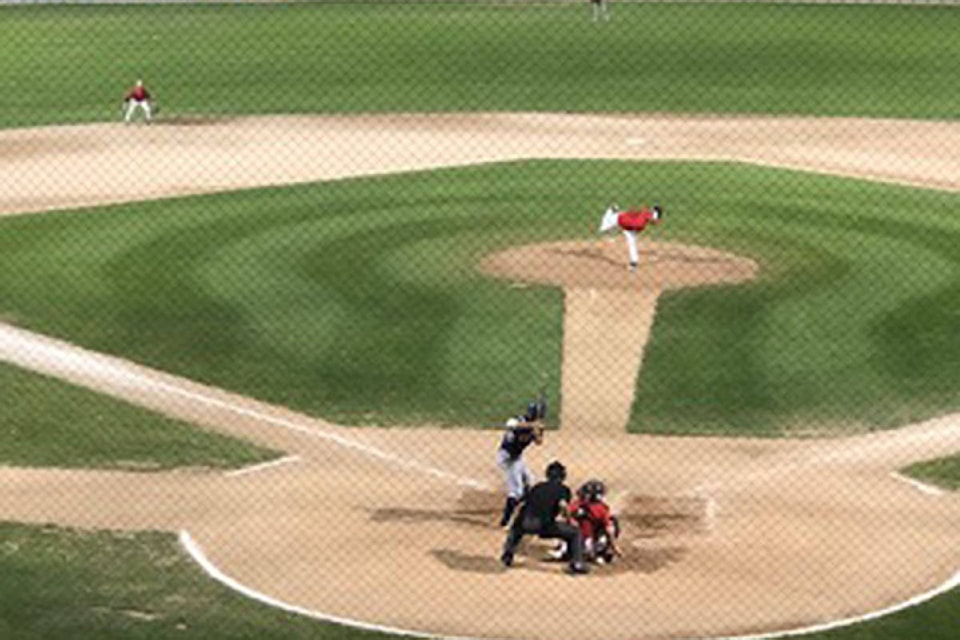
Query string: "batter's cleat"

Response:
xmin=566 ymin=562 xmax=590 ymax=576
xmin=500 ymin=551 xmax=514 ymax=568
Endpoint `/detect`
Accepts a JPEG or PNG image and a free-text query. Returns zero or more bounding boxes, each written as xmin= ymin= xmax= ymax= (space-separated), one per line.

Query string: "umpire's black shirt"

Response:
xmin=519 ymin=480 xmax=571 ymax=529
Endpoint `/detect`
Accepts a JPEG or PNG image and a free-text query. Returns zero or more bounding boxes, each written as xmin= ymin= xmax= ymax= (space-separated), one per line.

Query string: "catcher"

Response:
xmin=550 ymin=479 xmax=622 ymax=564
xmin=570 ymin=479 xmax=622 ymax=563
xmin=495 ymin=394 xmax=547 ymax=527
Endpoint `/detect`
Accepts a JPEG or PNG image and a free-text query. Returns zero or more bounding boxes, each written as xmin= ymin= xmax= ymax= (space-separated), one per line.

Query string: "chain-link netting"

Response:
xmin=1 ymin=2 xmax=958 ymax=640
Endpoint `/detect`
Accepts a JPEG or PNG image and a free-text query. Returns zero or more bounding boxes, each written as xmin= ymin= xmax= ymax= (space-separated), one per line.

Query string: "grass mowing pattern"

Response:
xmin=1 ymin=160 xmax=959 ymax=435
xmin=2 ymin=3 xmax=960 ymax=127
xmin=904 ymin=456 xmax=960 ymax=491
xmin=0 ymin=521 xmax=956 ymax=640
xmin=0 ymin=363 xmax=278 ymax=470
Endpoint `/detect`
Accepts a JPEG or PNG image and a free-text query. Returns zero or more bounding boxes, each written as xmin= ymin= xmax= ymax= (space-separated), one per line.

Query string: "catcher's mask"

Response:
xmin=579 ymin=479 xmax=606 ymax=502
xmin=545 ymin=460 xmax=567 ymax=483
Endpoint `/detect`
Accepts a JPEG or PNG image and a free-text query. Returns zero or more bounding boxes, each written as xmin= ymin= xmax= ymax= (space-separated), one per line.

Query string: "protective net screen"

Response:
xmin=1 ymin=2 xmax=958 ymax=640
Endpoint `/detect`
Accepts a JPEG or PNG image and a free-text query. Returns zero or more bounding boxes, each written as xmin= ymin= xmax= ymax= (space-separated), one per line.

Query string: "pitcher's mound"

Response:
xmin=481 ymin=239 xmax=758 ymax=291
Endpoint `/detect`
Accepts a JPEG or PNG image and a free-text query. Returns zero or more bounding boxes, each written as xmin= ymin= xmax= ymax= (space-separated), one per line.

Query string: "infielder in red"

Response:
xmin=123 ymin=79 xmax=154 ymax=124
xmin=599 ymin=203 xmax=664 ymax=271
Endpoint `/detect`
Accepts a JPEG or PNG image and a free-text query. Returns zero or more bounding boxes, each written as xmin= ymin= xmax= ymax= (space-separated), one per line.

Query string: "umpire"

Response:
xmin=500 ymin=460 xmax=589 ymax=575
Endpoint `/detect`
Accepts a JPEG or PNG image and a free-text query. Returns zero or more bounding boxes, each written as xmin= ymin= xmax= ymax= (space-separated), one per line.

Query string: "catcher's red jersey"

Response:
xmin=569 ymin=498 xmax=614 ymax=540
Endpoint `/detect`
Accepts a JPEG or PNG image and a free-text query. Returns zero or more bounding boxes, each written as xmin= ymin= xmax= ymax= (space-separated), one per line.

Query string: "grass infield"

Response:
xmin=904 ymin=455 xmax=960 ymax=491
xmin=2 ymin=3 xmax=960 ymax=127
xmin=0 ymin=363 xmax=278 ymax=470
xmin=0 ymin=521 xmax=957 ymax=640
xmin=2 ymin=160 xmax=959 ymax=436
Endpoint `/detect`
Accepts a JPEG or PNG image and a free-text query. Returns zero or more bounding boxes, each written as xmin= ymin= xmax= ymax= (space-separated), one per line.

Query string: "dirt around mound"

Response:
xmin=482 ymin=238 xmax=758 ymax=293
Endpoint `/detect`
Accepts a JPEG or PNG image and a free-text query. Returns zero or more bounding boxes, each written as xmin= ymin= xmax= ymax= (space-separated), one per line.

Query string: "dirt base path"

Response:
xmin=1 ymin=114 xmax=959 ymax=640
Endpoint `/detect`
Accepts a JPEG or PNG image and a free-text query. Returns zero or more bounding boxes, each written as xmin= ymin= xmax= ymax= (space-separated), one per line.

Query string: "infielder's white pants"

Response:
xmin=496 ymin=449 xmax=532 ymax=499
xmin=124 ymin=100 xmax=152 ymax=123
xmin=622 ymin=229 xmax=639 ymax=266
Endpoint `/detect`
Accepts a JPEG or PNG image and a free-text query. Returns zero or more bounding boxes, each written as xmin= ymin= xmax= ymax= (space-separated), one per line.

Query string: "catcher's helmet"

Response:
xmin=545 ymin=460 xmax=567 ymax=482
xmin=579 ymin=479 xmax=606 ymax=502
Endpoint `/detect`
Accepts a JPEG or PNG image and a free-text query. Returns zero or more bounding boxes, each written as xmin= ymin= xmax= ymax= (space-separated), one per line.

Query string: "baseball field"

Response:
xmin=1 ymin=2 xmax=959 ymax=639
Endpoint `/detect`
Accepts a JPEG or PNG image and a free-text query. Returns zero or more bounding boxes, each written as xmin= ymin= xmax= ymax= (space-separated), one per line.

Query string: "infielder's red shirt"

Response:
xmin=617 ymin=207 xmax=658 ymax=232
xmin=127 ymin=85 xmax=150 ymax=101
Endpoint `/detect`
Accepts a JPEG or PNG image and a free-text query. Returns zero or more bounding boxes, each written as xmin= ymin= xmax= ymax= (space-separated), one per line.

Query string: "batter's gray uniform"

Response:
xmin=496 ymin=416 xmax=541 ymax=526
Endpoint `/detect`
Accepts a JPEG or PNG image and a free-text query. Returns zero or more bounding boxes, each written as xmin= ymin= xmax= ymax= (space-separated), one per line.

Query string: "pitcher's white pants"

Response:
xmin=622 ymin=229 xmax=639 ymax=267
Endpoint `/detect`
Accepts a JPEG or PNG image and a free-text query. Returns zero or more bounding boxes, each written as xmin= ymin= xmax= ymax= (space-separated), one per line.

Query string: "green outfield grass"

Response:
xmin=0 ymin=362 xmax=278 ymax=470
xmin=0 ymin=521 xmax=957 ymax=640
xmin=2 ymin=160 xmax=958 ymax=436
xmin=905 ymin=455 xmax=960 ymax=491
xmin=1 ymin=3 xmax=960 ymax=127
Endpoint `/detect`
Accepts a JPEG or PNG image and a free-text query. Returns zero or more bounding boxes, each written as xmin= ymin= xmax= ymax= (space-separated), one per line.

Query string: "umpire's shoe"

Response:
xmin=500 ymin=551 xmax=514 ymax=568
xmin=566 ymin=562 xmax=589 ymax=576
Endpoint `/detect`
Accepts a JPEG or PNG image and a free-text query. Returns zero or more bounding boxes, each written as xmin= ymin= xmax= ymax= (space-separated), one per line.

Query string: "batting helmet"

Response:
xmin=545 ymin=460 xmax=567 ymax=482
xmin=524 ymin=402 xmax=539 ymax=422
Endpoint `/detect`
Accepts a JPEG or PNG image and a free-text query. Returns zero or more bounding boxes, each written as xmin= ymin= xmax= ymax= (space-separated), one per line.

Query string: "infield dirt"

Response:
xmin=1 ymin=113 xmax=959 ymax=639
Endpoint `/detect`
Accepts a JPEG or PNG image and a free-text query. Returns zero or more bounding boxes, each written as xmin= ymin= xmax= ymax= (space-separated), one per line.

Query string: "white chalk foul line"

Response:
xmin=225 ymin=455 xmax=301 ymax=478
xmin=0 ymin=323 xmax=488 ymax=491
xmin=181 ymin=529 xmax=960 ymax=640
xmin=890 ymin=472 xmax=947 ymax=497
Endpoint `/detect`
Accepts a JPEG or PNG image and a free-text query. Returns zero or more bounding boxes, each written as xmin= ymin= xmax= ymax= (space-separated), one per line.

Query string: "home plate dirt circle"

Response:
xmin=0 ymin=115 xmax=958 ymax=640
xmin=174 ymin=423 xmax=960 ymax=640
